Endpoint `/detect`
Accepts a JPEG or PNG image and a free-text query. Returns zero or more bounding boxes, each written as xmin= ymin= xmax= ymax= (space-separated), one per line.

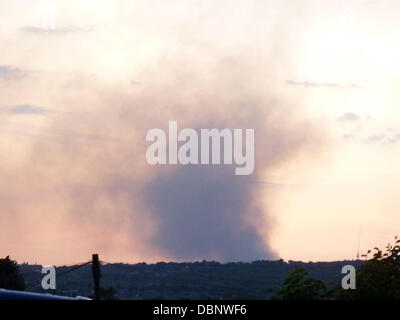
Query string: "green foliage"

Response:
xmin=0 ymin=256 xmax=26 ymax=291
xmin=271 ymin=268 xmax=328 ymax=300
xmin=337 ymin=236 xmax=400 ymax=300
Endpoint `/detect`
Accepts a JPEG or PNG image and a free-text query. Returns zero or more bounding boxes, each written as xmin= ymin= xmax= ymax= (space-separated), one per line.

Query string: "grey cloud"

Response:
xmin=7 ymin=104 xmax=50 ymax=115
xmin=20 ymin=25 xmax=94 ymax=35
xmin=0 ymin=65 xmax=28 ymax=80
xmin=383 ymin=133 xmax=400 ymax=145
xmin=345 ymin=131 xmax=400 ymax=146
xmin=364 ymin=133 xmax=400 ymax=145
xmin=365 ymin=134 xmax=385 ymax=144
xmin=338 ymin=112 xmax=361 ymax=122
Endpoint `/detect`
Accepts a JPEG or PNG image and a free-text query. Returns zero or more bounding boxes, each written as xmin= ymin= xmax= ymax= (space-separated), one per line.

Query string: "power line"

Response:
xmin=56 ymin=261 xmax=91 ymax=278
xmin=25 ymin=261 xmax=92 ymax=290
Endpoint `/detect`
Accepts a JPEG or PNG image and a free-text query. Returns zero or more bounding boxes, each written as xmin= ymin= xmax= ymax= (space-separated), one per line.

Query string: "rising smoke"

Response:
xmin=0 ymin=1 xmax=327 ymax=264
xmin=3 ymin=53 xmax=323 ymax=263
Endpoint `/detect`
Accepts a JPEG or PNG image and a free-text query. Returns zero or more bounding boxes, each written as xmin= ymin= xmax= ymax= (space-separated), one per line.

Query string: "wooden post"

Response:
xmin=92 ymin=254 xmax=101 ymax=300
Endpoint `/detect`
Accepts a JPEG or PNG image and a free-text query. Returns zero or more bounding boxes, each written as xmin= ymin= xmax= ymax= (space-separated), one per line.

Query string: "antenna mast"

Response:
xmin=356 ymin=225 xmax=361 ymax=260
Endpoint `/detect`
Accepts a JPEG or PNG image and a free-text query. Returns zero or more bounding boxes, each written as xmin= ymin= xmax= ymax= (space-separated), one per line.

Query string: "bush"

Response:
xmin=271 ymin=268 xmax=328 ymax=300
xmin=337 ymin=236 xmax=400 ymax=300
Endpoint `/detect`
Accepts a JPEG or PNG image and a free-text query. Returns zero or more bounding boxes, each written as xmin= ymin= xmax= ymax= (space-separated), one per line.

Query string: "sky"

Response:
xmin=0 ymin=0 xmax=400 ymax=265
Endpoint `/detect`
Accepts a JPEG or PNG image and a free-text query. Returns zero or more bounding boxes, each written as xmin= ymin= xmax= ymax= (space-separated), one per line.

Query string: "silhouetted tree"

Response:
xmin=0 ymin=256 xmax=25 ymax=290
xmin=336 ymin=236 xmax=400 ymax=300
xmin=271 ymin=268 xmax=328 ymax=300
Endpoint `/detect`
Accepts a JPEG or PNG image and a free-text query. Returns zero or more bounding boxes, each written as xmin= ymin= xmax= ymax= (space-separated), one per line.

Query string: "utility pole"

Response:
xmin=92 ymin=254 xmax=101 ymax=300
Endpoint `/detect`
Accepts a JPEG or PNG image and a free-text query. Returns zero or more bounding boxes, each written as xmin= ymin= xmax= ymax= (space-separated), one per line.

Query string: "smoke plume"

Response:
xmin=0 ymin=1 xmax=327 ymax=264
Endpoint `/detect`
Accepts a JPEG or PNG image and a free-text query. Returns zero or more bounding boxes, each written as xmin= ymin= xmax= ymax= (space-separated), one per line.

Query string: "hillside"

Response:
xmin=19 ymin=259 xmax=363 ymax=300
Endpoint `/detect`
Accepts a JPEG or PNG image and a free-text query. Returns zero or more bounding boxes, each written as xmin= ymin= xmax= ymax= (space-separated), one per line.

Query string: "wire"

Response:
xmin=25 ymin=260 xmax=92 ymax=290
xmin=56 ymin=261 xmax=91 ymax=278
